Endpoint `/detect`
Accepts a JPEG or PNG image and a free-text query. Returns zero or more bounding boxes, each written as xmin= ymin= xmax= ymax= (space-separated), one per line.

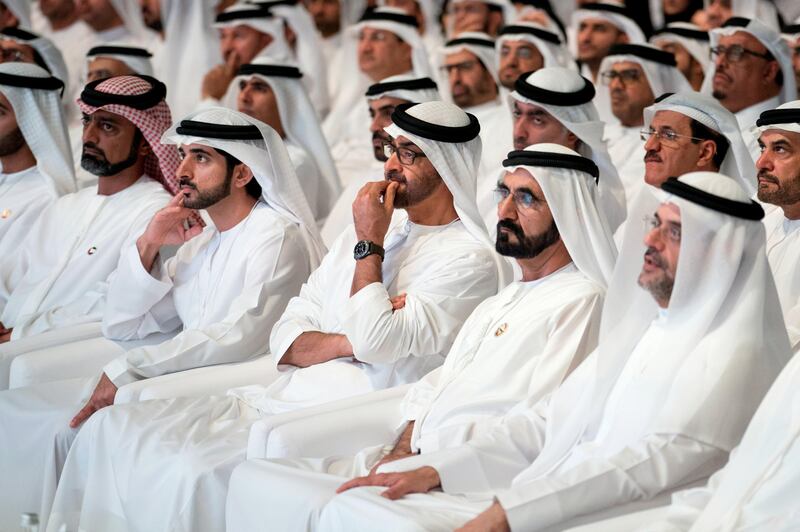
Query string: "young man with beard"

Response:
xmin=0 ymin=106 xmax=326 ymax=529
xmin=223 ymin=143 xmax=618 ymax=531
xmin=44 ymin=101 xmax=503 ymax=532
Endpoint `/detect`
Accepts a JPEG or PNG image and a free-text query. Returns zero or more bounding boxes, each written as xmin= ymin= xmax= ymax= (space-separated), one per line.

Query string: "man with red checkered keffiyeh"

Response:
xmin=0 ymin=75 xmax=177 ymax=389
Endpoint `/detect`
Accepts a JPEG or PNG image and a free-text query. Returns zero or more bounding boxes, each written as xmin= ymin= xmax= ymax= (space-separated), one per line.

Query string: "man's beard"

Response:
xmin=495 ymin=218 xmax=560 ymax=258
xmin=81 ymin=135 xmax=142 ymax=177
xmin=386 ymin=169 xmax=440 ymax=208
xmin=0 ymin=127 xmax=26 ymax=157
xmin=180 ymin=171 xmax=233 ymax=210
xmin=757 ymin=168 xmax=800 ymax=206
xmin=637 ymin=247 xmax=675 ymax=303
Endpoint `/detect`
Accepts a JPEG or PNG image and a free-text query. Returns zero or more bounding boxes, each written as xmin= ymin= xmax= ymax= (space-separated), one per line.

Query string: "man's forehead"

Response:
xmin=611 ymin=60 xmax=644 ymax=72
xmin=360 ymin=26 xmax=400 ymax=39
xmin=652 ymin=109 xmax=692 ymax=128
xmin=655 ymin=39 xmax=687 ymax=54
xmin=394 ymin=134 xmax=422 ymax=150
xmin=657 ymin=201 xmax=681 ymax=221
xmin=579 ymin=17 xmax=619 ymax=31
xmin=88 ymin=109 xmax=131 ymax=125
xmin=514 ymin=99 xmax=554 ymax=118
xmin=759 ymin=128 xmax=800 ymax=146
xmin=368 ymin=95 xmax=408 ymax=110
xmin=502 ymin=38 xmax=538 ymax=49
xmin=445 ymin=48 xmax=480 ymax=64
xmin=179 ymin=142 xmax=215 ymax=154
xmin=719 ymin=31 xmax=766 ymax=51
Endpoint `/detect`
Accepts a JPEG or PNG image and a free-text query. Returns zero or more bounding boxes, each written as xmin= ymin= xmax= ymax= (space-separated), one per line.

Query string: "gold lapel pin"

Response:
xmin=87 ymin=246 xmax=97 ymax=255
xmin=494 ymin=323 xmax=508 ymax=337
xmin=0 ymin=209 xmax=10 ymax=219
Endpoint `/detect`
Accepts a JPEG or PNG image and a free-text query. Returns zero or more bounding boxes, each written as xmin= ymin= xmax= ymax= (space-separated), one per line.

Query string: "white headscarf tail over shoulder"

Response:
xmin=163 ymin=107 xmax=327 ymax=268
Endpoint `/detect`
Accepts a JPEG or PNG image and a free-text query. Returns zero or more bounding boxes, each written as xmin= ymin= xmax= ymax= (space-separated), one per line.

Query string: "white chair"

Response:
xmin=246 ymin=384 xmax=411 ymax=459
xmin=115 ymin=354 xmax=280 ymax=403
xmin=0 ymin=322 xmax=103 ymax=389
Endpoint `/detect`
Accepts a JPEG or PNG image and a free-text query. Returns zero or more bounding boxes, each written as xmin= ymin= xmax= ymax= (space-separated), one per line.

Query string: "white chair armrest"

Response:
xmin=115 ymin=355 xmax=279 ymax=404
xmin=247 ymin=384 xmax=412 ymax=459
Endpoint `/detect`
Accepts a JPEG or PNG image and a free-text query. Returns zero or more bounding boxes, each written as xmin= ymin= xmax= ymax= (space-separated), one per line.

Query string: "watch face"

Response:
xmin=354 ymin=241 xmax=369 ymax=259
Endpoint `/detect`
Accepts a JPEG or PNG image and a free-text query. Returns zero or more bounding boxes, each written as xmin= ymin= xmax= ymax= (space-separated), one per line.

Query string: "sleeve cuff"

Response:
xmin=497 ymin=483 xmax=564 ymax=532
xmin=342 ymin=282 xmax=391 ymax=321
xmin=103 ymin=356 xmax=141 ymax=387
xmin=271 ymin=321 xmax=314 ymax=368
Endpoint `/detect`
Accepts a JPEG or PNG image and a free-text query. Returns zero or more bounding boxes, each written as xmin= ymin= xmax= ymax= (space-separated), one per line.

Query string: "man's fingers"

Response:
xmin=336 ymin=475 xmax=372 ymax=493
xmin=383 ymin=181 xmax=398 ymax=210
xmin=69 ymin=402 xmax=96 ymax=428
xmin=168 ymin=193 xmax=184 ymax=207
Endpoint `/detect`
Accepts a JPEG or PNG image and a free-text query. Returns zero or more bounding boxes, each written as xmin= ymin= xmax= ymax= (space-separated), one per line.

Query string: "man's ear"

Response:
xmin=763 ymin=60 xmax=780 ymax=85
xmin=138 ymin=137 xmax=152 ymax=157
xmin=697 ymin=139 xmax=717 ymax=168
xmin=233 ymin=164 xmax=255 ymax=190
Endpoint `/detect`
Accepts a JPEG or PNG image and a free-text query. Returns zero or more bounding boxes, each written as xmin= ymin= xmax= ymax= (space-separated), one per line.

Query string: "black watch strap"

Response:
xmin=354 ymin=240 xmax=385 ymax=261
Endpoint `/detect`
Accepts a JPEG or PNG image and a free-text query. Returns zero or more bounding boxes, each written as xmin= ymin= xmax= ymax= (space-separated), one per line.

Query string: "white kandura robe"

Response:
xmin=639 ymin=351 xmax=800 ymax=532
xmin=0 ymin=167 xmax=58 ymax=250
xmin=312 ymin=313 xmax=760 ymax=531
xmin=764 ymin=208 xmax=800 ymax=352
xmin=0 ymin=176 xmax=169 ymax=342
xmin=225 ymin=263 xmax=606 ymax=532
xmin=0 ymin=202 xmax=312 ymax=528
xmin=606 ymin=123 xmax=646 ymax=209
xmin=46 ymin=217 xmax=500 ymax=532
xmin=0 ymin=176 xmax=169 ymax=389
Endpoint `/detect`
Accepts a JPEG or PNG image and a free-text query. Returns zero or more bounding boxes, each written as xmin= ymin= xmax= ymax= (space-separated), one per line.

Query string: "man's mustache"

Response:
xmin=497 ymin=219 xmax=524 ymax=240
xmin=644 ymin=247 xmax=667 ymax=269
xmin=385 ymin=170 xmax=406 ymax=184
xmin=644 ymin=150 xmax=662 ymax=163
xmin=82 ymin=142 xmax=106 ymax=158
xmin=757 ymin=169 xmax=779 ymax=184
xmin=179 ymin=178 xmax=197 ymax=190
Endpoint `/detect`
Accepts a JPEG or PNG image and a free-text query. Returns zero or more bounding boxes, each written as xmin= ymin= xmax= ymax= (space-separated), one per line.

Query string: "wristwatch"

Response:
xmin=353 ymin=240 xmax=385 ymax=261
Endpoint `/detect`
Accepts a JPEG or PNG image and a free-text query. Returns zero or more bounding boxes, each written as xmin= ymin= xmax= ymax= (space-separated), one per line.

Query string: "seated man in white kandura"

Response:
xmin=43 ymin=101 xmax=506 ymax=532
xmin=0 ymin=74 xmax=178 ymax=389
xmin=224 ymin=143 xmax=620 ymax=531
xmin=250 ymin=171 xmax=791 ymax=532
xmin=0 ymin=106 xmax=326 ymax=529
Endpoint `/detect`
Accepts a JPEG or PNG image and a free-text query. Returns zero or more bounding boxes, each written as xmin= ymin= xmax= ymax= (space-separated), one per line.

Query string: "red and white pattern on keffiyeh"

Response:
xmin=76 ymin=76 xmax=181 ymax=195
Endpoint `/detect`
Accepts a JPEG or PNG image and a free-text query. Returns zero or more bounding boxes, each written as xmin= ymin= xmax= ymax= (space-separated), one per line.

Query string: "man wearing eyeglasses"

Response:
xmin=638 ymin=92 xmax=756 ymax=202
xmin=703 ymin=18 xmax=796 ymax=160
xmin=595 ymin=44 xmax=690 ymax=205
xmin=294 ymin=172 xmax=789 ymax=532
xmin=224 ymin=143 xmax=616 ymax=532
xmin=321 ymin=74 xmax=440 ymax=246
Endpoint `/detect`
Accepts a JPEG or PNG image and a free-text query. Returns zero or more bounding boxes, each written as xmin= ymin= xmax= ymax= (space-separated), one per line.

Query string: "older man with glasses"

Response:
xmin=702 ymin=17 xmax=796 ymax=159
